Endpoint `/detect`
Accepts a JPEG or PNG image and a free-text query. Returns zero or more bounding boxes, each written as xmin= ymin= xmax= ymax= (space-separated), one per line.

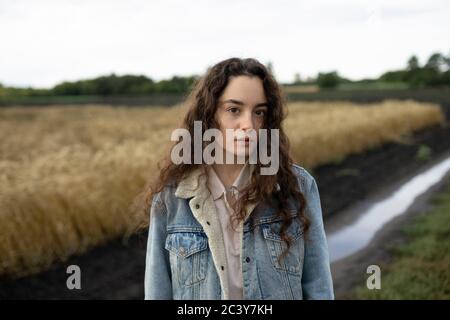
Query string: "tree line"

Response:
xmin=1 ymin=51 xmax=449 ymax=96
xmin=297 ymin=51 xmax=450 ymax=89
xmin=380 ymin=52 xmax=450 ymax=87
xmin=0 ymin=74 xmax=198 ymax=97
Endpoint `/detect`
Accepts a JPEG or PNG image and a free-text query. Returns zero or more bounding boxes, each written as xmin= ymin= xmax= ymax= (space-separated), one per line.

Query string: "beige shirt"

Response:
xmin=206 ymin=162 xmax=254 ymax=300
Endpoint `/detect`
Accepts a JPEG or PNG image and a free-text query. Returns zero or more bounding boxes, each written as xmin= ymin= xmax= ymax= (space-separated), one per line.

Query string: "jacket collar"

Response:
xmin=174 ymin=164 xmax=258 ymax=221
xmin=174 ymin=165 xmax=206 ymax=199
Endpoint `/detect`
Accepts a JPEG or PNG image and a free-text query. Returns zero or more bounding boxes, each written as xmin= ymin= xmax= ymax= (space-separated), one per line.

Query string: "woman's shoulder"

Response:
xmin=291 ymin=163 xmax=316 ymax=193
xmin=152 ymin=182 xmax=176 ymax=203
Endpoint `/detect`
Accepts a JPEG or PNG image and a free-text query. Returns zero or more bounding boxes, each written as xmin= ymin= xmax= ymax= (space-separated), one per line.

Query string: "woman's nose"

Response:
xmin=240 ymin=111 xmax=254 ymax=130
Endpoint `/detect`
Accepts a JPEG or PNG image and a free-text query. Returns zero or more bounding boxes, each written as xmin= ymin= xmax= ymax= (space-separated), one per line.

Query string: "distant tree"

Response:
xmin=379 ymin=51 xmax=450 ymax=88
xmin=293 ymin=73 xmax=301 ymax=84
xmin=407 ymin=55 xmax=420 ymax=70
xmin=425 ymin=53 xmax=445 ymax=72
xmin=408 ymin=52 xmax=449 ymax=87
xmin=154 ymin=75 xmax=197 ymax=93
xmin=405 ymin=55 xmax=421 ymax=87
xmin=444 ymin=52 xmax=450 ymax=69
xmin=317 ymin=71 xmax=340 ymax=89
xmin=380 ymin=70 xmax=408 ymax=82
xmin=50 ymin=73 xmax=199 ymax=96
xmin=53 ymin=81 xmax=82 ymax=95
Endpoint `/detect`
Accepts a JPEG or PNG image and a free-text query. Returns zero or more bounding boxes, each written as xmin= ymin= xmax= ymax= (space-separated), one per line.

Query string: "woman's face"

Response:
xmin=214 ymin=75 xmax=268 ymax=160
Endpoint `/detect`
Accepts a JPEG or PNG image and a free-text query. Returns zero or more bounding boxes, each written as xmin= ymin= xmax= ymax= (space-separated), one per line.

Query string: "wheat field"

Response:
xmin=0 ymin=100 xmax=445 ymax=278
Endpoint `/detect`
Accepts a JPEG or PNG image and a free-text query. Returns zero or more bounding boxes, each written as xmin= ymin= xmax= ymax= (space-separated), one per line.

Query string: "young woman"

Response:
xmin=142 ymin=57 xmax=334 ymax=300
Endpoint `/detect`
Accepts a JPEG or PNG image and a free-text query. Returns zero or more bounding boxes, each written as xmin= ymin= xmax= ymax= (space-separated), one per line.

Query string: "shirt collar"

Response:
xmin=207 ymin=162 xmax=255 ymax=201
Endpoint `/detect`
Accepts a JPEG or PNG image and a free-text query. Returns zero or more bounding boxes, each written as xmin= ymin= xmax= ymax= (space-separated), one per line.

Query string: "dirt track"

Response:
xmin=1 ymin=112 xmax=449 ymax=299
xmin=329 ymin=150 xmax=450 ymax=298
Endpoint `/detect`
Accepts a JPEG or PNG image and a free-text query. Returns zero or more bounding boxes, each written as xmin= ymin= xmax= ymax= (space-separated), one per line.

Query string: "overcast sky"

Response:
xmin=1 ymin=0 xmax=449 ymax=88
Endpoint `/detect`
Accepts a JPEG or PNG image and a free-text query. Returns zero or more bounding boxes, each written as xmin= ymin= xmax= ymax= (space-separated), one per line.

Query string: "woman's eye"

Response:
xmin=255 ymin=110 xmax=266 ymax=116
xmin=228 ymin=107 xmax=239 ymax=114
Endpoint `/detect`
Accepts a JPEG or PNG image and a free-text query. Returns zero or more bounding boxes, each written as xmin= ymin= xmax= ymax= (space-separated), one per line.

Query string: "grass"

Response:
xmin=282 ymin=85 xmax=319 ymax=94
xmin=337 ymin=82 xmax=410 ymax=91
xmin=0 ymin=100 xmax=445 ymax=278
xmin=282 ymin=82 xmax=409 ymax=93
xmin=353 ymin=178 xmax=450 ymax=299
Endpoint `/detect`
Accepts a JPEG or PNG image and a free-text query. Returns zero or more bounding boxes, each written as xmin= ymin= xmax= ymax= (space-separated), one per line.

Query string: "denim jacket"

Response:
xmin=144 ymin=164 xmax=334 ymax=300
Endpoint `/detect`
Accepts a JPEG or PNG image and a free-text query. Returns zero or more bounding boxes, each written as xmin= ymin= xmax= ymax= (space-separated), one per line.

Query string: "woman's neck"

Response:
xmin=211 ymin=163 xmax=245 ymax=189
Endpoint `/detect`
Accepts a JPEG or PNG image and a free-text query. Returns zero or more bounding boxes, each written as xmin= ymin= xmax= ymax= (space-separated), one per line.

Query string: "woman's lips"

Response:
xmin=235 ymin=137 xmax=251 ymax=145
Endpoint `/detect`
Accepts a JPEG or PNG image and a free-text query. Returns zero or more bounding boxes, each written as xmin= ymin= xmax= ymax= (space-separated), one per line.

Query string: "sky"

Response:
xmin=1 ymin=0 xmax=449 ymax=88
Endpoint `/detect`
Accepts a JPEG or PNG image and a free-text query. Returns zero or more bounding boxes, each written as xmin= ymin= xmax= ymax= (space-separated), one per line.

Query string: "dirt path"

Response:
xmin=329 ymin=150 xmax=450 ymax=299
xmin=1 ymin=121 xmax=449 ymax=299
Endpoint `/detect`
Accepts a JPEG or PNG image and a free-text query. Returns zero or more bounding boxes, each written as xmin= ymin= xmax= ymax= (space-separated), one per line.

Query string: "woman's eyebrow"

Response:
xmin=222 ymin=99 xmax=268 ymax=107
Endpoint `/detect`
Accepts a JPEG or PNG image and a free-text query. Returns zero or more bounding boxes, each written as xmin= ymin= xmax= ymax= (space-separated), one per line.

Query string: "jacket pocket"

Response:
xmin=261 ymin=217 xmax=304 ymax=275
xmin=165 ymin=231 xmax=209 ymax=286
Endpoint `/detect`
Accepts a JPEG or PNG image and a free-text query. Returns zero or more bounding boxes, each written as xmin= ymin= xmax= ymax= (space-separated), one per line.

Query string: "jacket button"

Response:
xmin=206 ymin=221 xmax=210 ymax=225
xmin=245 ymin=257 xmax=251 ymax=263
xmin=195 ymin=204 xmax=200 ymax=209
xmin=221 ymin=266 xmax=224 ymax=271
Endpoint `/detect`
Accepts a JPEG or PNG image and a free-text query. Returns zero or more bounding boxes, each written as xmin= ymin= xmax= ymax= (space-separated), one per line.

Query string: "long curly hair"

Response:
xmin=134 ymin=57 xmax=310 ymax=262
